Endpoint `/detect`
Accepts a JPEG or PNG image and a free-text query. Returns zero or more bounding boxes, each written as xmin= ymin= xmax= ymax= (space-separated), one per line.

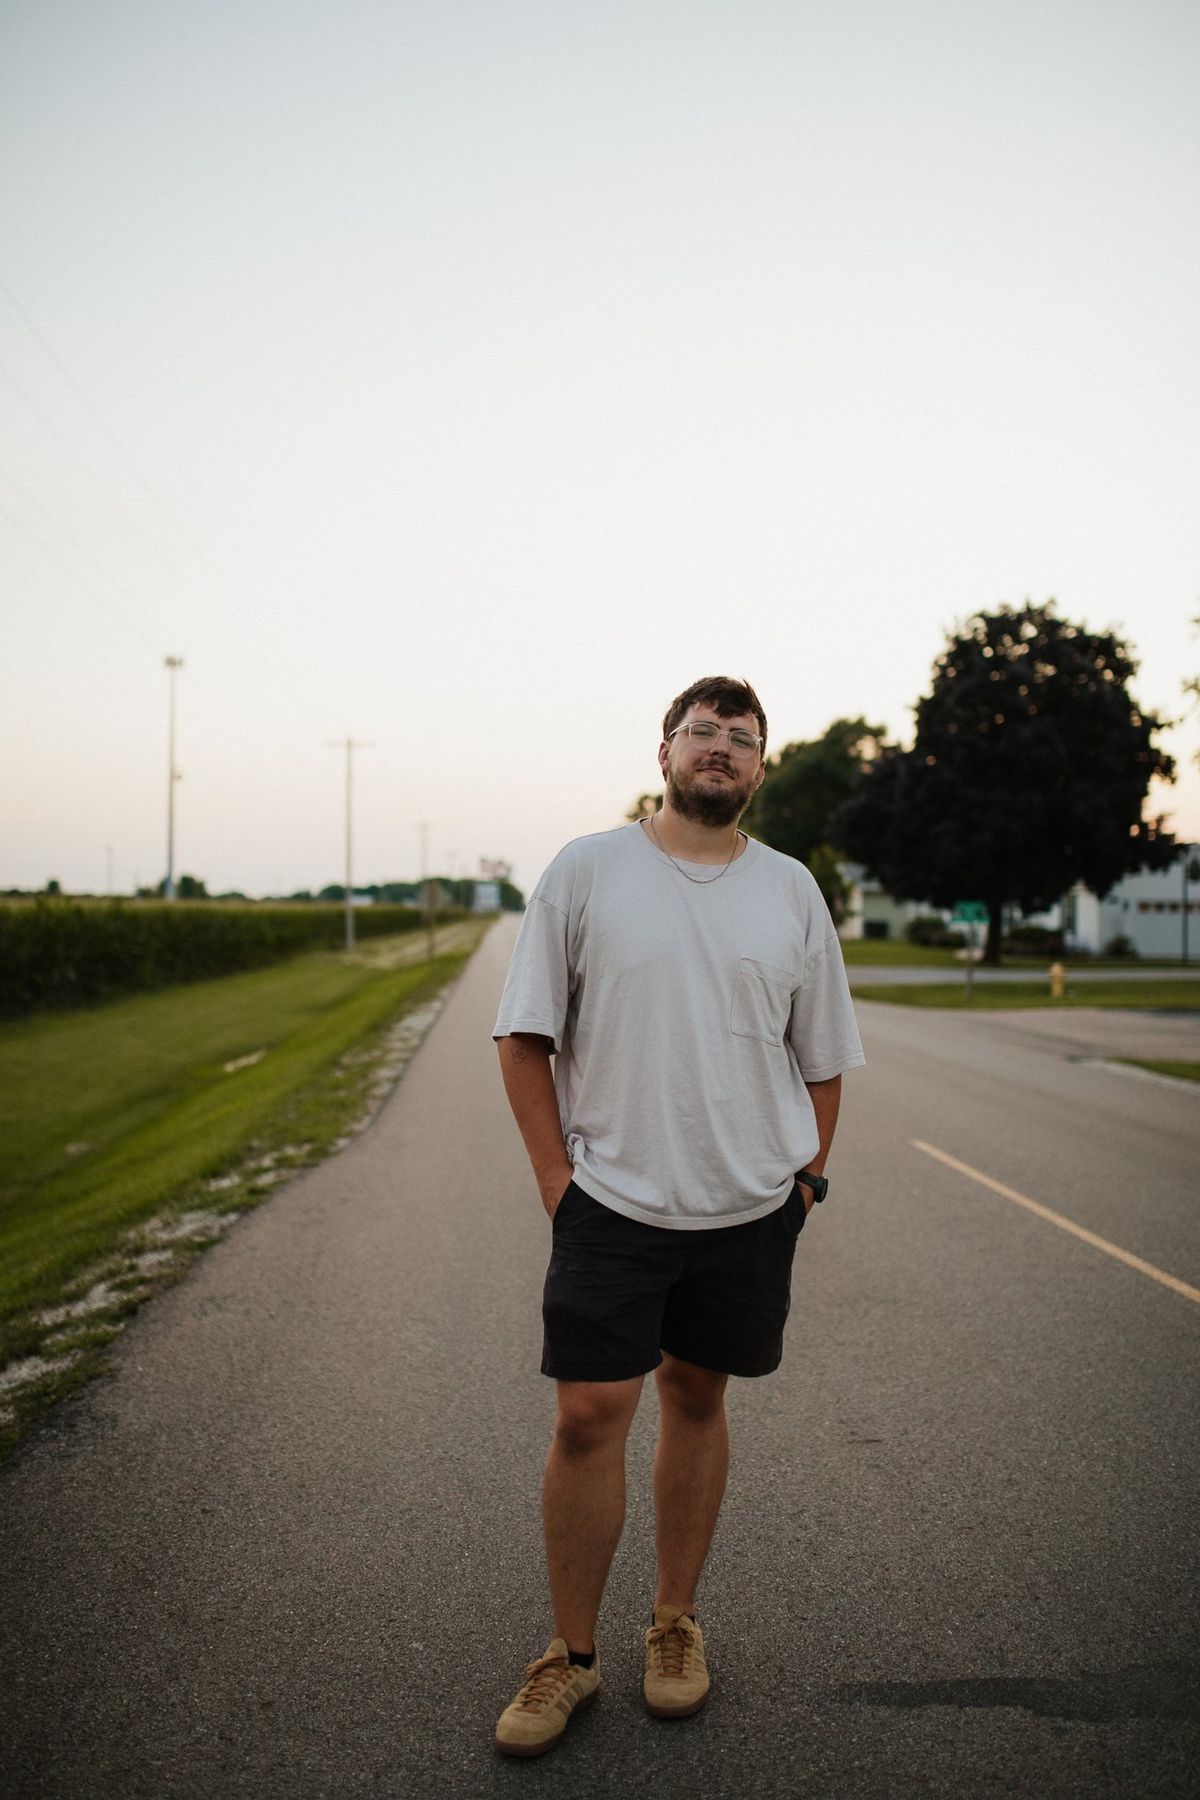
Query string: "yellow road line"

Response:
xmin=911 ymin=1139 xmax=1200 ymax=1308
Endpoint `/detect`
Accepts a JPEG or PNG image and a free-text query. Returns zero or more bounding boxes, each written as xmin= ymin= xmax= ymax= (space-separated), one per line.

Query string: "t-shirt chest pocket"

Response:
xmin=730 ymin=957 xmax=796 ymax=1046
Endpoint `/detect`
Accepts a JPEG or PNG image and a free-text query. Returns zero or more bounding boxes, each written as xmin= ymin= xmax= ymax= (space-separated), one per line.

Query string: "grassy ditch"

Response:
xmin=0 ymin=921 xmax=487 ymax=1458
xmin=1118 ymin=1059 xmax=1200 ymax=1084
xmin=850 ymin=979 xmax=1200 ymax=1011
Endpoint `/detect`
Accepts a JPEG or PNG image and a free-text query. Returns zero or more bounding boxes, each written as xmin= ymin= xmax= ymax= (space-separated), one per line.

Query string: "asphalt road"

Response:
xmin=2 ymin=919 xmax=1198 ymax=1799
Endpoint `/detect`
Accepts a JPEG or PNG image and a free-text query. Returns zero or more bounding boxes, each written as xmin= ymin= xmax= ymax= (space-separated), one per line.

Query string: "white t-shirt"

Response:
xmin=494 ymin=821 xmax=865 ymax=1231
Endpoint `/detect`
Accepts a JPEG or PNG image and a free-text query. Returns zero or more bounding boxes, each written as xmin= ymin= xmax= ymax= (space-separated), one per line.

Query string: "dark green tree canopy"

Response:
xmin=153 ymin=873 xmax=208 ymax=899
xmin=743 ymin=717 xmax=886 ymax=866
xmin=741 ymin=717 xmax=884 ymax=922
xmin=833 ymin=603 xmax=1174 ymax=954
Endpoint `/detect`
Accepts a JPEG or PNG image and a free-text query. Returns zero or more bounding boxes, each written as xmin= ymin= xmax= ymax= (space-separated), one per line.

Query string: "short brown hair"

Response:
xmin=662 ymin=676 xmax=768 ymax=753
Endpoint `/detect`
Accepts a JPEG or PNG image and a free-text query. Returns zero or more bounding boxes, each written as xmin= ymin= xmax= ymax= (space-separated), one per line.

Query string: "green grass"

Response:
xmin=0 ymin=931 xmax=482 ymax=1397
xmin=840 ymin=940 xmax=962 ymax=965
xmin=850 ymin=980 xmax=1200 ymax=1011
xmin=1118 ymin=1059 xmax=1200 ymax=1083
xmin=1002 ymin=955 xmax=1195 ymax=971
xmin=840 ymin=940 xmax=1194 ymax=971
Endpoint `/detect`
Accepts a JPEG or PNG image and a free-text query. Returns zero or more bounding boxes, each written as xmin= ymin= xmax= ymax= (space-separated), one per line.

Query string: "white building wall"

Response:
xmin=840 ymin=863 xmax=952 ymax=941
xmin=1065 ymin=850 xmax=1200 ymax=958
xmin=843 ymin=851 xmax=1200 ymax=957
xmin=1065 ymin=889 xmax=1104 ymax=954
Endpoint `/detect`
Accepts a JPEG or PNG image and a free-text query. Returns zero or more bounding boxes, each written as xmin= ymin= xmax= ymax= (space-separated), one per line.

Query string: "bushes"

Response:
xmin=902 ymin=914 xmax=1070 ymax=956
xmin=1002 ymin=922 xmax=1064 ymax=956
xmin=904 ymin=915 xmax=967 ymax=949
xmin=0 ymin=899 xmax=445 ymax=1018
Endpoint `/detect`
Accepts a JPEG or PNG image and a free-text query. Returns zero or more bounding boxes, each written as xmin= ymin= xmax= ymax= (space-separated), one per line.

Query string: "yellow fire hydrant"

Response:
xmin=1049 ymin=960 xmax=1065 ymax=1000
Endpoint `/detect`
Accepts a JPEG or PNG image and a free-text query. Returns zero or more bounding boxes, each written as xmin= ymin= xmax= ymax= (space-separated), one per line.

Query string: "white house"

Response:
xmin=1065 ymin=847 xmax=1200 ymax=959
xmin=840 ymin=865 xmax=949 ymax=941
xmin=840 ymin=848 xmax=1200 ymax=959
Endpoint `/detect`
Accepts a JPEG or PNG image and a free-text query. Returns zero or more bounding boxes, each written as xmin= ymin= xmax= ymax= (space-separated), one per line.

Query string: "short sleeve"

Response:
xmin=787 ymin=930 xmax=865 ymax=1082
xmin=493 ymin=896 xmax=572 ymax=1052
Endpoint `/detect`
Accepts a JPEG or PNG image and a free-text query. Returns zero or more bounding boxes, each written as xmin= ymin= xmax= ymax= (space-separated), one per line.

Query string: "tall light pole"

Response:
xmin=164 ymin=656 xmax=184 ymax=900
xmin=417 ymin=820 xmax=435 ymax=958
xmin=327 ymin=738 xmax=372 ymax=950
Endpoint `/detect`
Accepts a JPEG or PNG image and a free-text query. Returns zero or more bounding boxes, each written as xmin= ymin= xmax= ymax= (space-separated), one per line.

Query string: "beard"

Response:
xmin=666 ymin=761 xmax=757 ymax=828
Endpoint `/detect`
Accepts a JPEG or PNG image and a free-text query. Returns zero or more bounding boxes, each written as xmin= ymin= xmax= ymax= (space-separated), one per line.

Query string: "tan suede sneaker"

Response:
xmin=643 ymin=1604 xmax=710 ymax=1717
xmin=494 ymin=1638 xmax=600 ymax=1758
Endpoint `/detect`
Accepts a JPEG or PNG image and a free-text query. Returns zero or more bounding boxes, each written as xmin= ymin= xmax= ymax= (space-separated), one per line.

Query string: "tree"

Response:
xmin=833 ymin=603 xmax=1175 ymax=962
xmin=742 ymin=717 xmax=885 ymax=919
xmin=805 ymin=844 xmax=852 ymax=927
xmin=156 ymin=873 xmax=208 ymax=899
xmin=744 ymin=718 xmax=886 ymax=860
xmin=625 ymin=792 xmax=661 ymax=822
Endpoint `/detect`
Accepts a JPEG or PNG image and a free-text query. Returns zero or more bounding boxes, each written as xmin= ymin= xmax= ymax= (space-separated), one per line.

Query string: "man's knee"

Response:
xmin=656 ymin=1355 xmax=728 ymax=1423
xmin=552 ymin=1379 xmax=640 ymax=1456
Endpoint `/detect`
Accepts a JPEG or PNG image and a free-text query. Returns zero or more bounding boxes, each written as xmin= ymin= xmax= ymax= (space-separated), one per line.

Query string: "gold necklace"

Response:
xmin=648 ymin=813 xmax=743 ymax=884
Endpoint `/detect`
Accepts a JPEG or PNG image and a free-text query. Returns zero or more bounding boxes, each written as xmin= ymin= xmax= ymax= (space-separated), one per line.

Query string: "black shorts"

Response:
xmin=541 ymin=1181 xmax=807 ymax=1383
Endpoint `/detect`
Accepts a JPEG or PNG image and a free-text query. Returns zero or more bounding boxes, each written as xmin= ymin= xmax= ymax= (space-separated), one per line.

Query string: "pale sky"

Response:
xmin=2 ymin=0 xmax=1198 ymax=899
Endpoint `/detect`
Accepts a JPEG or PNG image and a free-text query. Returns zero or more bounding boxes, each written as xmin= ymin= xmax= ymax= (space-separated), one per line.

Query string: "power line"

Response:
xmin=0 ymin=352 xmax=199 ymax=599
xmin=0 ymin=460 xmax=157 ymax=607
xmin=0 ymin=496 xmax=161 ymax=654
xmin=0 ymin=278 xmax=255 ymax=652
xmin=0 ymin=351 xmax=256 ymax=661
xmin=0 ymin=273 xmax=216 ymax=584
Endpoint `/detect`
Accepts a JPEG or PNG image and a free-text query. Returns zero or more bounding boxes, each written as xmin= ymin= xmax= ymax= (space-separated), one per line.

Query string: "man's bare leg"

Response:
xmin=652 ymin=1353 xmax=729 ymax=1613
xmin=544 ymin=1376 xmax=644 ymax=1651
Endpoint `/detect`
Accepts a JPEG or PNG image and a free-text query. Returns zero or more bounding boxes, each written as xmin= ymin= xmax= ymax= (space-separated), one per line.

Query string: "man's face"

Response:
xmin=658 ymin=703 xmax=766 ymax=828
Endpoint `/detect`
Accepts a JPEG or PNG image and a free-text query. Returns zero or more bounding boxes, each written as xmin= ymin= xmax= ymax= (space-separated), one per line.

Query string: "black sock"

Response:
xmin=568 ymin=1648 xmax=595 ymax=1669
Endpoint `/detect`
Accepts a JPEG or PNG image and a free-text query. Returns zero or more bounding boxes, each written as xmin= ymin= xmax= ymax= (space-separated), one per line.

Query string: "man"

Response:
xmin=491 ymin=675 xmax=864 ymax=1759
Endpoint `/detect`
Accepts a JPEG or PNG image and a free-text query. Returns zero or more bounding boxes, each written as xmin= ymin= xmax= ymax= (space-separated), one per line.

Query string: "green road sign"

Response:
xmin=952 ymin=901 xmax=988 ymax=923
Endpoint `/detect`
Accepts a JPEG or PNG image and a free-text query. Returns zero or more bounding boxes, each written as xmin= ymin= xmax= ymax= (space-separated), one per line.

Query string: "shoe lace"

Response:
xmin=513 ymin=1652 xmax=573 ymax=1712
xmin=647 ymin=1618 xmax=695 ymax=1678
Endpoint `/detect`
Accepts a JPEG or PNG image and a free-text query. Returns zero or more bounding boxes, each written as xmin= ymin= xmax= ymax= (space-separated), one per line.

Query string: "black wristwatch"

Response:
xmin=794 ymin=1169 xmax=829 ymax=1204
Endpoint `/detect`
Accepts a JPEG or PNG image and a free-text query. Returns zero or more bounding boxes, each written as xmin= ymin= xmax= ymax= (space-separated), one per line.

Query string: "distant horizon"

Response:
xmin=11 ymin=830 xmax=1200 ymax=915
xmin=2 ymin=873 xmax=511 ymax=901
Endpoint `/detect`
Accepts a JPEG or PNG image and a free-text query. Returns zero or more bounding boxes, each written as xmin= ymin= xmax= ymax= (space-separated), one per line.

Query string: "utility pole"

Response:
xmin=164 ymin=656 xmax=184 ymax=900
xmin=417 ymin=820 xmax=435 ymax=959
xmin=327 ymin=738 xmax=372 ymax=949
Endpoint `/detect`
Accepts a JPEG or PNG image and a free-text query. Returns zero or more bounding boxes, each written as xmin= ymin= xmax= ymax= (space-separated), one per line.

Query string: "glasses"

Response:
xmin=667 ymin=720 xmax=762 ymax=756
